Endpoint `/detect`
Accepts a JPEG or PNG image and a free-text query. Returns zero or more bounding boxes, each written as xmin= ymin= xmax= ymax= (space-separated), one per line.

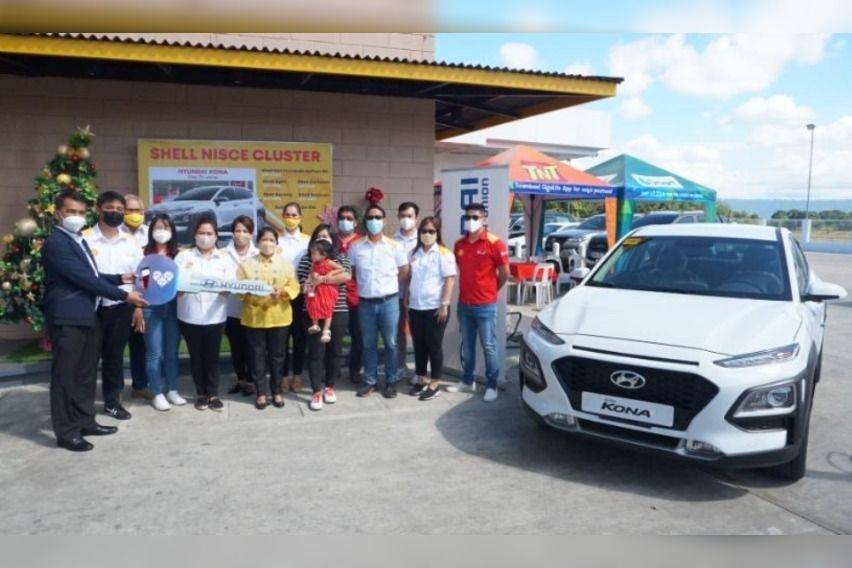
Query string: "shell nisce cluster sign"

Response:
xmin=137 ymin=139 xmax=332 ymax=244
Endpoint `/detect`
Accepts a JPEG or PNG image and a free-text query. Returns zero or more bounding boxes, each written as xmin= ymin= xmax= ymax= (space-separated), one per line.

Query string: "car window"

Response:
xmin=577 ymin=215 xmax=605 ymax=230
xmin=790 ymin=238 xmax=810 ymax=295
xmin=588 ymin=235 xmax=791 ymax=301
xmin=232 ymin=188 xmax=253 ymax=200
xmin=217 ymin=188 xmax=238 ymax=201
xmin=174 ymin=187 xmax=220 ymax=201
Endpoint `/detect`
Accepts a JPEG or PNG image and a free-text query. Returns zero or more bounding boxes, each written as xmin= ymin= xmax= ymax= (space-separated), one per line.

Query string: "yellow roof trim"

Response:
xmin=0 ymin=34 xmax=617 ymax=98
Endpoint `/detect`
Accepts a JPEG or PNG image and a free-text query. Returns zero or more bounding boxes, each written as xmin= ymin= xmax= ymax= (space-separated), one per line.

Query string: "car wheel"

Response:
xmin=770 ymin=379 xmax=814 ymax=482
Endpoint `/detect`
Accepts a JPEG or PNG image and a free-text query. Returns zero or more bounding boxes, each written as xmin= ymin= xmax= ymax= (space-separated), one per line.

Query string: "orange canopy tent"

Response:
xmin=477 ymin=145 xmax=617 ymax=257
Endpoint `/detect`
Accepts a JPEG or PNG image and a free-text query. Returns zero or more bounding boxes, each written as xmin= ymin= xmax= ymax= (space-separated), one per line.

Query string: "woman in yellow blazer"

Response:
xmin=237 ymin=226 xmax=300 ymax=410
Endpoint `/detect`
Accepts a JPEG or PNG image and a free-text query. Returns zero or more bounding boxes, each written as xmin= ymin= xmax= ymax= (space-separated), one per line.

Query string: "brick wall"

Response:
xmin=0 ymin=74 xmax=436 ymax=338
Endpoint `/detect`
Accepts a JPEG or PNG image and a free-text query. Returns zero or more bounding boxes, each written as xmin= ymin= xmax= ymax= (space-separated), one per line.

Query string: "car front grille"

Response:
xmin=551 ymin=356 xmax=719 ymax=431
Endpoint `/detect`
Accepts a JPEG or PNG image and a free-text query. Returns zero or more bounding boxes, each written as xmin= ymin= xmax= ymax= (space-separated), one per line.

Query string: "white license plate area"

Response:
xmin=581 ymin=392 xmax=674 ymax=427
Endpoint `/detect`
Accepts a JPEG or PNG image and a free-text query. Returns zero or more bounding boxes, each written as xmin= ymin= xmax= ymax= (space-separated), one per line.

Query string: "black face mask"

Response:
xmin=101 ymin=211 xmax=125 ymax=228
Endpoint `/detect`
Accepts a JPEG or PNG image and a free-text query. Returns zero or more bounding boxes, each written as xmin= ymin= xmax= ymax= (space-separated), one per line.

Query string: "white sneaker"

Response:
xmin=483 ymin=388 xmax=499 ymax=403
xmin=166 ymin=391 xmax=187 ymax=406
xmin=445 ymin=381 xmax=476 ymax=393
xmin=309 ymin=392 xmax=323 ymax=411
xmin=323 ymin=387 xmax=337 ymax=404
xmin=152 ymin=394 xmax=171 ymax=411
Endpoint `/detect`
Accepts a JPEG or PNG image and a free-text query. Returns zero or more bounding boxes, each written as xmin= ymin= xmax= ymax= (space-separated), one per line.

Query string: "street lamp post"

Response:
xmin=805 ymin=123 xmax=816 ymax=221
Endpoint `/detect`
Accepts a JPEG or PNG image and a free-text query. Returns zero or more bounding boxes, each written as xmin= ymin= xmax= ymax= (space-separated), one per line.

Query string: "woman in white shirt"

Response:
xmin=175 ymin=215 xmax=231 ymax=412
xmin=404 ymin=216 xmax=456 ymax=401
xmin=278 ymin=202 xmax=310 ymax=392
xmin=223 ymin=215 xmax=258 ymax=397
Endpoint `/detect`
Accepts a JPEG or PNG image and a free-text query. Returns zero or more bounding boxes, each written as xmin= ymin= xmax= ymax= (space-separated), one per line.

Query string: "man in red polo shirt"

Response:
xmin=449 ymin=202 xmax=510 ymax=402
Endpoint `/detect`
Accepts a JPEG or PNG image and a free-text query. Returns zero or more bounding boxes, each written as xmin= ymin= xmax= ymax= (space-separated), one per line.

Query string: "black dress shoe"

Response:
xmin=356 ymin=383 xmax=375 ymax=397
xmin=81 ymin=424 xmax=118 ymax=436
xmin=383 ymin=383 xmax=398 ymax=399
xmin=104 ymin=404 xmax=132 ymax=420
xmin=57 ymin=437 xmax=94 ymax=452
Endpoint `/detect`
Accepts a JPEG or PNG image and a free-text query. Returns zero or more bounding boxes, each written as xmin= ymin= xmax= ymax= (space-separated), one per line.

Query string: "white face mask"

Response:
xmin=152 ymin=229 xmax=172 ymax=244
xmin=338 ymin=219 xmax=355 ymax=234
xmin=61 ymin=214 xmax=86 ymax=234
xmin=195 ymin=234 xmax=216 ymax=250
xmin=399 ymin=217 xmax=416 ymax=231
xmin=464 ymin=218 xmax=483 ymax=233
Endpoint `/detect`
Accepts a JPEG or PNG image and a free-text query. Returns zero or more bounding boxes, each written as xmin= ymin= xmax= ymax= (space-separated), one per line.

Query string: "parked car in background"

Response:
xmin=543 ymin=214 xmax=608 ymax=273
xmin=146 ymin=185 xmax=266 ymax=243
xmin=507 ymin=216 xmax=577 ymax=257
xmin=522 ymin=223 xmax=846 ymax=481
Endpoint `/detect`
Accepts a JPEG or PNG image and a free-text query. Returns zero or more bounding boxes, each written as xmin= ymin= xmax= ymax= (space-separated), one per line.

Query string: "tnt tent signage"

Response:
xmin=137 ymin=139 xmax=332 ymax=244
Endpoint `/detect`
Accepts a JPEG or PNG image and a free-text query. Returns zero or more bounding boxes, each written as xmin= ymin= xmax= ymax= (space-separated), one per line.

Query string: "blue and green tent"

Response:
xmin=586 ymin=154 xmax=717 ymax=238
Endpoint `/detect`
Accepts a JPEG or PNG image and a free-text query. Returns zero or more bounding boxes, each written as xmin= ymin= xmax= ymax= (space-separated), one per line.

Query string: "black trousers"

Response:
xmin=246 ymin=326 xmax=289 ymax=397
xmin=225 ymin=317 xmax=251 ymax=382
xmin=180 ymin=321 xmax=225 ymax=397
xmin=128 ymin=329 xmax=147 ymax=391
xmin=48 ymin=320 xmax=102 ymax=441
xmin=348 ymin=304 xmax=363 ymax=374
xmin=409 ymin=308 xmax=449 ymax=379
xmin=98 ymin=303 xmax=133 ymax=406
xmin=283 ymin=296 xmax=306 ymax=377
xmin=306 ymin=310 xmax=349 ymax=393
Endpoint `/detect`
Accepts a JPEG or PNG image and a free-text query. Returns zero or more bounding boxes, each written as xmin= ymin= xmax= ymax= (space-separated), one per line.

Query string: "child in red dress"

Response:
xmin=304 ymin=240 xmax=345 ymax=343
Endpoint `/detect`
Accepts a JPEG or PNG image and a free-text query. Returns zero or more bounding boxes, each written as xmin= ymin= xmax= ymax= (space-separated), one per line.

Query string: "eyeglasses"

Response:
xmin=365 ymin=215 xmax=384 ymax=220
xmin=420 ymin=229 xmax=437 ymax=235
xmin=462 ymin=215 xmax=482 ymax=221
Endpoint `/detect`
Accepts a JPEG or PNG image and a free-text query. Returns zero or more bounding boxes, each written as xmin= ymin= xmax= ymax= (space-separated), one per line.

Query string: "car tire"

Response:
xmin=770 ymin=379 xmax=814 ymax=482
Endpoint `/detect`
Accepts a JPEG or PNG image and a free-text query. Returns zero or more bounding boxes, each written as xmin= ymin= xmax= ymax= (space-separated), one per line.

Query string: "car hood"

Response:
xmin=549 ymin=228 xmax=598 ymax=240
xmin=541 ymin=286 xmax=801 ymax=356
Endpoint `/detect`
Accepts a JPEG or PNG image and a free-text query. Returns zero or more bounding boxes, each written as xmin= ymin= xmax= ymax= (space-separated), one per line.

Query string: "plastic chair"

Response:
xmin=521 ymin=263 xmax=554 ymax=308
xmin=507 ymin=275 xmax=524 ymax=305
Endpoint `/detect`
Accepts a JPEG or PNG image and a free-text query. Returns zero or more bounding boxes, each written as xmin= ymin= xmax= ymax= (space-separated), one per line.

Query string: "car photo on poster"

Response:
xmin=146 ymin=182 xmax=266 ymax=245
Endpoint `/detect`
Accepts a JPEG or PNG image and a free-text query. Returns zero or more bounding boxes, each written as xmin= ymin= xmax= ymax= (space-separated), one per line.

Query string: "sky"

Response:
xmin=434 ymin=2 xmax=852 ymax=201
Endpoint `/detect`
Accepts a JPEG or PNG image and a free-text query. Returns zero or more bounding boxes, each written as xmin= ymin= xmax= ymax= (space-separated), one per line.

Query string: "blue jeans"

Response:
xmin=458 ymin=302 xmax=499 ymax=389
xmin=358 ymin=295 xmax=400 ymax=386
xmin=142 ymin=300 xmax=180 ymax=395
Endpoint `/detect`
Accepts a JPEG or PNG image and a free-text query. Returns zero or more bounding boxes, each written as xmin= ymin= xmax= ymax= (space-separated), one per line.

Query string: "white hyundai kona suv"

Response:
xmin=521 ymin=223 xmax=846 ymax=481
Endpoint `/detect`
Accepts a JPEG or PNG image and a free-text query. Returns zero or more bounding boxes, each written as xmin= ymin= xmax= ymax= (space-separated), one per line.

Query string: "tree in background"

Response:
xmin=0 ymin=126 xmax=98 ymax=333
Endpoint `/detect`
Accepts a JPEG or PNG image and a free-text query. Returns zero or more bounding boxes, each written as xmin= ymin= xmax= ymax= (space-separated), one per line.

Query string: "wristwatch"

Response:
xmin=441 ymin=300 xmax=450 ymax=307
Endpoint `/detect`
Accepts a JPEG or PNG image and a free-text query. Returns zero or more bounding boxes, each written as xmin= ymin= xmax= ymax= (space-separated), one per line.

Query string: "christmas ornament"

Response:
xmin=57 ymin=145 xmax=68 ymax=156
xmin=15 ymin=218 xmax=37 ymax=238
xmin=365 ymin=186 xmax=384 ymax=204
xmin=56 ymin=173 xmax=71 ymax=185
xmin=19 ymin=257 xmax=31 ymax=272
xmin=2 ymin=235 xmax=13 ymax=245
xmin=78 ymin=148 xmax=90 ymax=159
xmin=1 ymin=281 xmax=10 ymax=291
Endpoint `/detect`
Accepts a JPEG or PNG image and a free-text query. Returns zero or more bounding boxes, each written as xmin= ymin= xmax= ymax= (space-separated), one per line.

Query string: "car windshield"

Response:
xmin=630 ymin=213 xmax=678 ymax=228
xmin=173 ymin=187 xmax=221 ymax=201
xmin=577 ymin=215 xmax=605 ymax=230
xmin=588 ymin=235 xmax=791 ymax=301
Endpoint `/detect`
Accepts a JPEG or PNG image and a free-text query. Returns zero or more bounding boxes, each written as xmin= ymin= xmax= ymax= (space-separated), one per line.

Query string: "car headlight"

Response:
xmin=519 ymin=343 xmax=547 ymax=392
xmin=530 ymin=316 xmax=564 ymax=345
xmin=714 ymin=343 xmax=799 ymax=368
xmin=732 ymin=382 xmax=797 ymax=418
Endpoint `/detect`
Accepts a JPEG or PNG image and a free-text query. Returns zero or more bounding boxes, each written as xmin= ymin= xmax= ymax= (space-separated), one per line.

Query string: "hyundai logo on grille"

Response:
xmin=610 ymin=370 xmax=646 ymax=389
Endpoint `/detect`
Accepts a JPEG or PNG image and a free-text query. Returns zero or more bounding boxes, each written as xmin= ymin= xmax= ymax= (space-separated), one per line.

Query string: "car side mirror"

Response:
xmin=802 ymin=281 xmax=847 ymax=302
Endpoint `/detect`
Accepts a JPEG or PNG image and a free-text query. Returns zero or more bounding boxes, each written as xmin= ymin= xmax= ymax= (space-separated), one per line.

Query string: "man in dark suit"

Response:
xmin=42 ymin=189 xmax=147 ymax=452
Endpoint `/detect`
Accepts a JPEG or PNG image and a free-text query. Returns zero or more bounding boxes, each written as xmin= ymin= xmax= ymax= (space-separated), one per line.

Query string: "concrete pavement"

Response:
xmin=0 ymin=252 xmax=849 ymax=534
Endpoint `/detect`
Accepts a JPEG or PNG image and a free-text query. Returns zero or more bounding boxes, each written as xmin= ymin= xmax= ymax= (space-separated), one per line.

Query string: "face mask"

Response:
xmin=464 ymin=218 xmax=483 ymax=233
xmin=399 ymin=217 xmax=416 ymax=231
xmin=233 ymin=233 xmax=251 ymax=247
xmin=61 ymin=214 xmax=86 ymax=233
xmin=420 ymin=232 xmax=437 ymax=247
xmin=152 ymin=229 xmax=172 ymax=244
xmin=366 ymin=219 xmax=384 ymax=235
xmin=195 ymin=234 xmax=216 ymax=250
xmin=101 ymin=210 xmax=125 ymax=228
xmin=284 ymin=217 xmax=301 ymax=231
xmin=259 ymin=241 xmax=277 ymax=257
xmin=124 ymin=213 xmax=144 ymax=230
xmin=338 ymin=219 xmax=354 ymax=234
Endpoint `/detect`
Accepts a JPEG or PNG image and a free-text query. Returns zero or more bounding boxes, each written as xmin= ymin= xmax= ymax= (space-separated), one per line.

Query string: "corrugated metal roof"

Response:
xmin=27 ymin=33 xmax=622 ymax=84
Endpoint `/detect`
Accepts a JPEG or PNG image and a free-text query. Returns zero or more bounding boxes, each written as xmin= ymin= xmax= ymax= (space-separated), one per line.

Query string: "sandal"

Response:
xmin=254 ymin=396 xmax=268 ymax=410
xmin=321 ymin=330 xmax=331 ymax=343
xmin=272 ymin=396 xmax=285 ymax=408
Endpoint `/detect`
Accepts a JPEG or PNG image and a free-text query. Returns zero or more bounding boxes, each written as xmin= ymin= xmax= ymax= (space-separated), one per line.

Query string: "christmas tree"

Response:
xmin=0 ymin=126 xmax=98 ymax=333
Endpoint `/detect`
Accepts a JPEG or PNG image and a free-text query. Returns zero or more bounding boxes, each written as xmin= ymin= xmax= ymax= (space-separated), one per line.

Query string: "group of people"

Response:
xmin=42 ymin=188 xmax=510 ymax=452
